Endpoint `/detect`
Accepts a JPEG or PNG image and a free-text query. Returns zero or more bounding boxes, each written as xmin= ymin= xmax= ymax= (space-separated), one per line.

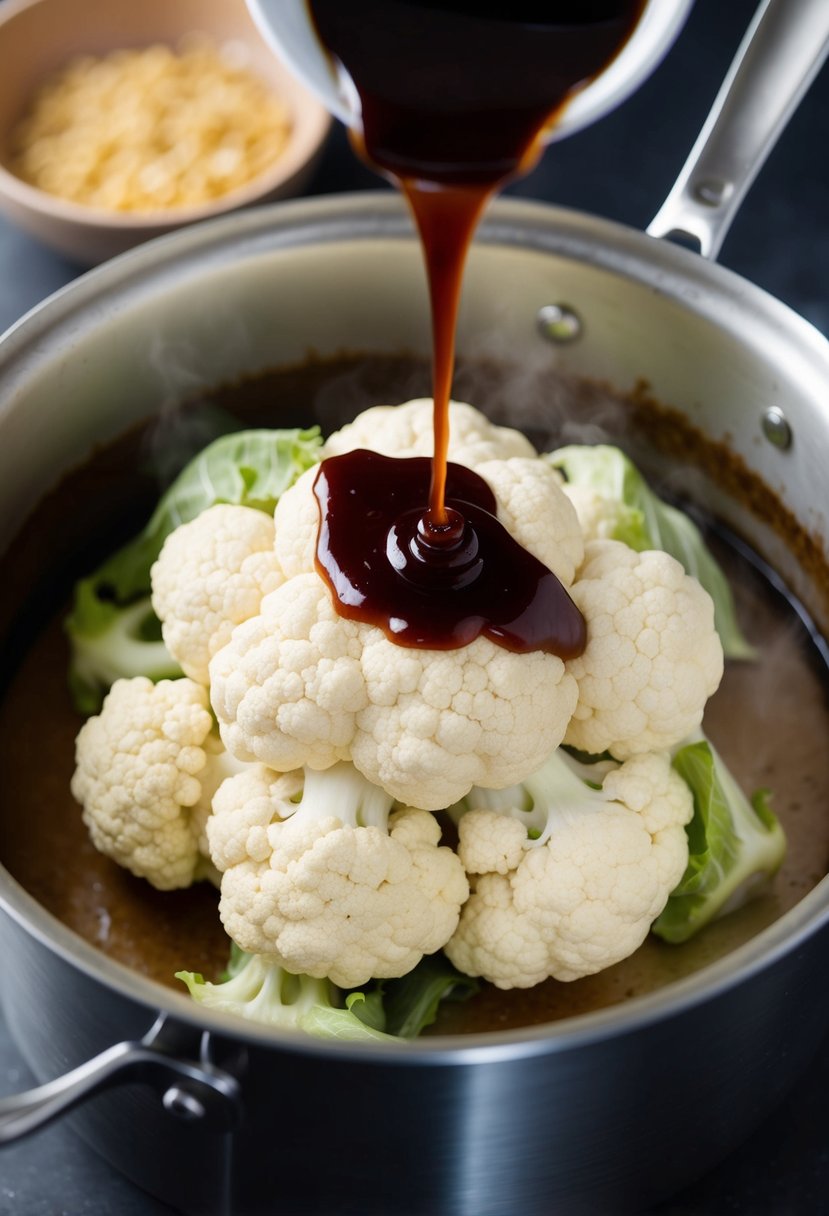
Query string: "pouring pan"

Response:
xmin=1 ymin=2 xmax=829 ymax=1213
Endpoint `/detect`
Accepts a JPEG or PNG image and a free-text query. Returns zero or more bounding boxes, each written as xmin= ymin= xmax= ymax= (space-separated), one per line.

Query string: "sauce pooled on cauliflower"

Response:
xmin=314 ymin=451 xmax=587 ymax=655
xmin=308 ymin=0 xmax=642 ymax=653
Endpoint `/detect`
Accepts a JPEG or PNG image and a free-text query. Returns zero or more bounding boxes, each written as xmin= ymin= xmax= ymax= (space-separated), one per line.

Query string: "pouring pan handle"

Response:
xmin=647 ymin=0 xmax=829 ymax=260
xmin=0 ymin=1021 xmax=240 ymax=1144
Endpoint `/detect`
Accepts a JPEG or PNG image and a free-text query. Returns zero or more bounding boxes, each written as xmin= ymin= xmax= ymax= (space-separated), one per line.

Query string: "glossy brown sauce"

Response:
xmin=308 ymin=0 xmax=641 ymax=646
xmin=314 ymin=451 xmax=586 ymax=655
xmin=309 ymin=2 xmax=645 ymax=187
xmin=0 ymin=353 xmax=828 ymax=1033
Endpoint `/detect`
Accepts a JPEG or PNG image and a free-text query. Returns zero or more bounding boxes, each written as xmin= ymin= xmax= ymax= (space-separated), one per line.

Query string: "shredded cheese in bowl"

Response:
xmin=7 ymin=36 xmax=293 ymax=212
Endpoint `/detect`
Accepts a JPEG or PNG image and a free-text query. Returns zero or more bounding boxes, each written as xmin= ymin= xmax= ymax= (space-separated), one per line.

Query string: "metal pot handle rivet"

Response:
xmin=648 ymin=0 xmax=829 ymax=260
xmin=762 ymin=406 xmax=793 ymax=450
xmin=0 ymin=1031 xmax=241 ymax=1145
xmin=537 ymin=303 xmax=582 ymax=343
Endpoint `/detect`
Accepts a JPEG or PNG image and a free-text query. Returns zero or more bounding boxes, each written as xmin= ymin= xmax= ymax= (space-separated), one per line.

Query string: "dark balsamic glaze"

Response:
xmin=307 ymin=0 xmax=643 ymax=656
xmin=314 ymin=451 xmax=587 ymax=655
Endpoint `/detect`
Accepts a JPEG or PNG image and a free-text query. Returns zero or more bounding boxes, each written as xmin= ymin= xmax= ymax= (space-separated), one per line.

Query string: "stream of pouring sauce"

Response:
xmin=307 ymin=1 xmax=644 ymax=655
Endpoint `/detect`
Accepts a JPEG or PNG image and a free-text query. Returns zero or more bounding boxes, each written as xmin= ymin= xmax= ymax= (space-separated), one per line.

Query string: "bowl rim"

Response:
xmin=0 ymin=0 xmax=332 ymax=230
xmin=1 ymin=190 xmax=828 ymax=1062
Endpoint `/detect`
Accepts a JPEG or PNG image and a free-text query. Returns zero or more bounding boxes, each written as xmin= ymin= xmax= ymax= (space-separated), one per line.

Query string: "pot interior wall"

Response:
xmin=2 ymin=199 xmax=827 ymax=627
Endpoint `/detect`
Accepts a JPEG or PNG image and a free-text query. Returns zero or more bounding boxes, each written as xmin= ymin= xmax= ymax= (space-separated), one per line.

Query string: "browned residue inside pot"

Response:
xmin=0 ymin=353 xmax=827 ymax=1032
xmin=626 ymin=377 xmax=829 ymax=629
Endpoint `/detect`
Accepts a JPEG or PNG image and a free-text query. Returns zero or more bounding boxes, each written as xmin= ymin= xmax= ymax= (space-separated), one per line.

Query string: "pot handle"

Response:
xmin=647 ymin=0 xmax=829 ymax=260
xmin=0 ymin=1018 xmax=241 ymax=1145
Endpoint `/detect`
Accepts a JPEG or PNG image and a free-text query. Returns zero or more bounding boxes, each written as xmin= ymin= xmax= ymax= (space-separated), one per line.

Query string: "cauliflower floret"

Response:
xmin=208 ymin=761 xmax=468 ymax=988
xmin=475 ymin=457 xmax=583 ymax=585
xmin=445 ymin=749 xmax=693 ymax=987
xmin=271 ymin=465 xmax=322 ymax=578
xmin=322 ymin=398 xmax=536 ymax=467
xmin=151 ymin=504 xmax=284 ymax=685
xmin=564 ymin=540 xmax=724 ymax=759
xmin=210 ymin=572 xmax=577 ymax=810
xmin=71 ymin=676 xmax=244 ymax=890
xmin=209 ymin=572 xmax=368 ymax=773
xmin=355 ymin=633 xmax=575 ymax=809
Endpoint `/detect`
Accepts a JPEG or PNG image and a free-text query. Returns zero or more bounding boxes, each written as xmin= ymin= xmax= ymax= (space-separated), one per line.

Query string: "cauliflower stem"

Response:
xmin=177 ymin=945 xmax=478 ymax=1041
xmin=67 ymin=593 xmax=180 ymax=716
xmin=461 ymin=748 xmax=619 ymax=844
xmin=176 ymin=950 xmax=395 ymax=1042
xmin=296 ymin=761 xmax=395 ymax=829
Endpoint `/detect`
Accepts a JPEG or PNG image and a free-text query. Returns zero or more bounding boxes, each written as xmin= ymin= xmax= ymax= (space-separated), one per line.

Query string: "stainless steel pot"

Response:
xmin=1 ymin=3 xmax=829 ymax=1214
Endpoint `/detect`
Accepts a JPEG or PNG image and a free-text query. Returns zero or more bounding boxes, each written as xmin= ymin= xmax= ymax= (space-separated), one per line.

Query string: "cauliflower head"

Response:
xmin=209 ymin=424 xmax=582 ymax=809
xmin=321 ymin=398 xmax=536 ymax=467
xmin=445 ymin=749 xmax=693 ymax=987
xmin=151 ymin=504 xmax=284 ymax=685
xmin=71 ymin=676 xmax=241 ymax=890
xmin=208 ymin=761 xmax=469 ymax=988
xmin=565 ymin=540 xmax=724 ymax=759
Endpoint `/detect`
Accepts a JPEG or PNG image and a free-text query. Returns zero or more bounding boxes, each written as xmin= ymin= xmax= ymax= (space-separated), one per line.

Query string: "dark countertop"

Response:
xmin=1 ymin=1 xmax=828 ymax=1213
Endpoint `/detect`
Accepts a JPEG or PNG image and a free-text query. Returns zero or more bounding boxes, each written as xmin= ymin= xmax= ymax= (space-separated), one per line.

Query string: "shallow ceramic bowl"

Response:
xmin=0 ymin=0 xmax=331 ymax=265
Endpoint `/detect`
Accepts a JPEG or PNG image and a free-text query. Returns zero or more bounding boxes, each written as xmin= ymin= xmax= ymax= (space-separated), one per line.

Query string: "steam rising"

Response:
xmin=139 ymin=326 xmax=253 ymax=488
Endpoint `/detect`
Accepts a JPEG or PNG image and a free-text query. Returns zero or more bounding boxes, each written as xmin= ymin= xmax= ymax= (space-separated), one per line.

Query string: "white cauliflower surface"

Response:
xmin=474 ymin=457 xmax=582 ymax=585
xmin=445 ymin=749 xmax=693 ymax=987
xmin=208 ymin=762 xmax=468 ymax=988
xmin=71 ymin=676 xmax=242 ymax=890
xmin=565 ymin=540 xmax=724 ymax=759
xmin=151 ymin=503 xmax=283 ymax=685
xmin=210 ymin=568 xmax=577 ymax=810
xmin=321 ymin=398 xmax=536 ymax=467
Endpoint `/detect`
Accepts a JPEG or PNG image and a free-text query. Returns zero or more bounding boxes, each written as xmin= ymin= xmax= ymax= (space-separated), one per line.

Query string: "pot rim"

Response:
xmin=3 ymin=852 xmax=828 ymax=1063
xmin=3 ymin=190 xmax=829 ymax=363
xmin=1 ymin=190 xmax=828 ymax=1063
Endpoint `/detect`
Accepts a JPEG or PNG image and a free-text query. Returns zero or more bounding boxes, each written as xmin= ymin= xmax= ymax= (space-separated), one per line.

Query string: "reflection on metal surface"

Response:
xmin=537 ymin=303 xmax=582 ymax=344
xmin=0 ymin=1013 xmax=241 ymax=1144
xmin=762 ymin=406 xmax=794 ymax=450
